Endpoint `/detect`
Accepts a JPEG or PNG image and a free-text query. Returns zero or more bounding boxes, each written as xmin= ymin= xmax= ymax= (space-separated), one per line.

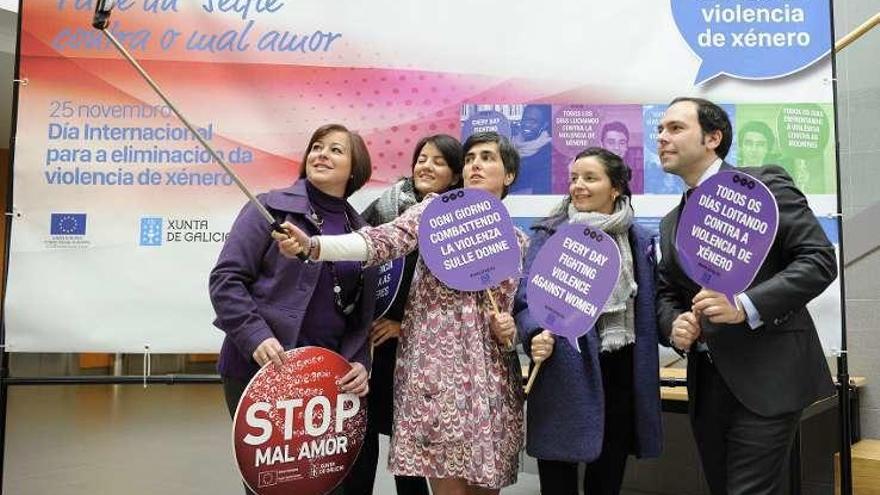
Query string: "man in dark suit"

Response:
xmin=655 ymin=97 xmax=837 ymax=495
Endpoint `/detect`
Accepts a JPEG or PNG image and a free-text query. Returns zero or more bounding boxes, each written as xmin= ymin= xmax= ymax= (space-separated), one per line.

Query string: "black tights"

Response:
xmin=536 ymin=346 xmax=635 ymax=495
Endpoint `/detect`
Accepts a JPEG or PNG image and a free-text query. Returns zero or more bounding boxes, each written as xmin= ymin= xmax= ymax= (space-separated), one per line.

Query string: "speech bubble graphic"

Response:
xmin=670 ymin=0 xmax=832 ymax=85
xmin=461 ymin=109 xmax=512 ymax=139
xmin=552 ymin=105 xmax=602 ymax=159
xmin=675 ymin=171 xmax=779 ymax=299
xmin=775 ymin=103 xmax=831 ymax=159
xmin=526 ymin=223 xmax=622 ymax=351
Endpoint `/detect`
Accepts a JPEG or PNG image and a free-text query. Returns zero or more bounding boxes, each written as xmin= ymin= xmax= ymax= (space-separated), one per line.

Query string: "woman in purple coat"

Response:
xmin=209 ymin=124 xmax=378 ymax=495
xmin=513 ymin=147 xmax=663 ymax=495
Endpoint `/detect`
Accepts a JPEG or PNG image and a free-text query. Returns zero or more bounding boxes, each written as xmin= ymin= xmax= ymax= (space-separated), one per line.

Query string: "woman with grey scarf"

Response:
xmin=513 ymin=147 xmax=663 ymax=495
xmin=356 ymin=134 xmax=462 ymax=495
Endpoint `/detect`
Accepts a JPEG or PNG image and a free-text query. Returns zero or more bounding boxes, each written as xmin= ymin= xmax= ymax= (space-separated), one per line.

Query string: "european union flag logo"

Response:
xmin=140 ymin=217 xmax=163 ymax=246
xmin=50 ymin=213 xmax=86 ymax=235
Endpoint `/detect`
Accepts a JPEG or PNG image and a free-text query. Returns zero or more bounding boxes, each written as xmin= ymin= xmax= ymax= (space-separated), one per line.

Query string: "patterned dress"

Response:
xmin=356 ymin=196 xmax=527 ymax=489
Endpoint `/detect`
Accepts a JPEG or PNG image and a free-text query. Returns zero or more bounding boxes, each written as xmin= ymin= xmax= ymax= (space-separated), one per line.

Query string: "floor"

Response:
xmin=2 ymin=384 xmax=541 ymax=494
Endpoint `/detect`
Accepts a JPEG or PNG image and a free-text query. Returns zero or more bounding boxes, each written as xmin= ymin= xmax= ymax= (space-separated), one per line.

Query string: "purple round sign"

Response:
xmin=525 ymin=223 xmax=622 ymax=349
xmin=675 ymin=171 xmax=779 ymax=297
xmin=373 ymin=257 xmax=405 ymax=320
xmin=418 ymin=188 xmax=521 ymax=292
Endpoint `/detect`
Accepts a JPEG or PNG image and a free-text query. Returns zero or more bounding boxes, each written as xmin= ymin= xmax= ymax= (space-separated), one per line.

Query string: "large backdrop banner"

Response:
xmin=5 ymin=0 xmax=841 ymax=353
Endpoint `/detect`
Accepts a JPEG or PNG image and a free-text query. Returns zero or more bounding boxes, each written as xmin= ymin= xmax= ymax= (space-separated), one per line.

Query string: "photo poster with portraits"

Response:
xmin=461 ymin=101 xmax=840 ymax=353
xmin=5 ymin=0 xmax=841 ymax=353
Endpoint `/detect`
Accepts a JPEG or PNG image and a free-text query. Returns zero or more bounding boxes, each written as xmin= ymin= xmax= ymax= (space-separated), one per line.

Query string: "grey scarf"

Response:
xmin=367 ymin=177 xmax=418 ymax=224
xmin=567 ymin=196 xmax=637 ymax=352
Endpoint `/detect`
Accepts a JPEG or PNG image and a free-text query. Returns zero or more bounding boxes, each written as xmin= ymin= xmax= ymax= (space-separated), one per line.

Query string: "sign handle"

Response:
xmin=484 ymin=289 xmax=513 ymax=349
xmin=485 ymin=288 xmax=500 ymax=314
xmin=524 ymin=360 xmax=543 ymax=394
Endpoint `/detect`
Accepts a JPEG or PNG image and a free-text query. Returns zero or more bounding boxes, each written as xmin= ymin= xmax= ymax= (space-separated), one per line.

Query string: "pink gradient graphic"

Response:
xmin=19 ymin=2 xmax=614 ymax=195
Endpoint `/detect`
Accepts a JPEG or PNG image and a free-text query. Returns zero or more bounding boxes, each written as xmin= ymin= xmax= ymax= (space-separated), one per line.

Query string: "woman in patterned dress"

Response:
xmin=275 ymin=132 xmax=526 ymax=495
xmin=358 ymin=134 xmax=464 ymax=495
